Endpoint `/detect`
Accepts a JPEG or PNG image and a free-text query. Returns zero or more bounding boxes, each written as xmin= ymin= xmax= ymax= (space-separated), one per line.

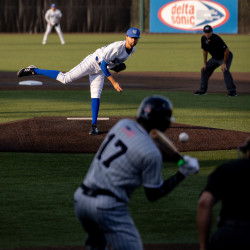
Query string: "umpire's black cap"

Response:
xmin=203 ymin=25 xmax=213 ymax=33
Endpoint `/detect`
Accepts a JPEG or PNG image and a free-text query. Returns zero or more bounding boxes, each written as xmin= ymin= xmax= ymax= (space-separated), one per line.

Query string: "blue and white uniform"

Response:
xmin=18 ymin=28 xmax=140 ymax=133
xmin=56 ymin=40 xmax=135 ymax=97
xmin=33 ymin=28 xmax=140 ymax=129
xmin=42 ymin=4 xmax=65 ymax=45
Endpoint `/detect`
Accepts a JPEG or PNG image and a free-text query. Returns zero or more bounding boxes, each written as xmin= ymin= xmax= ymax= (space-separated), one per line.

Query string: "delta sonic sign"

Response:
xmin=150 ymin=0 xmax=238 ymax=33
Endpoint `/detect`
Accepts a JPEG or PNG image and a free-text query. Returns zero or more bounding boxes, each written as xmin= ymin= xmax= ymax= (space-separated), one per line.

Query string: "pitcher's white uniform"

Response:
xmin=56 ymin=41 xmax=135 ymax=98
xmin=42 ymin=7 xmax=65 ymax=45
xmin=74 ymin=118 xmax=163 ymax=250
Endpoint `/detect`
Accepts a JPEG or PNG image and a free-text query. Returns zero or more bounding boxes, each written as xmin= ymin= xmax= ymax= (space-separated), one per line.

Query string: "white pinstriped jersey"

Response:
xmin=45 ymin=9 xmax=62 ymax=25
xmin=93 ymin=41 xmax=135 ymax=69
xmin=83 ymin=119 xmax=164 ymax=203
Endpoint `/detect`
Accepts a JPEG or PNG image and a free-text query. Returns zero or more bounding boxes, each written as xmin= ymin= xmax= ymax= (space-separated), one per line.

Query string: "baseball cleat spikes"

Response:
xmin=89 ymin=124 xmax=98 ymax=135
xmin=17 ymin=65 xmax=37 ymax=77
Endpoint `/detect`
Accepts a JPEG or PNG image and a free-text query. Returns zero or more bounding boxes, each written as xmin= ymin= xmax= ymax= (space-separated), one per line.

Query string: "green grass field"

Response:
xmin=0 ymin=34 xmax=250 ymax=248
xmin=1 ymin=33 xmax=250 ymax=72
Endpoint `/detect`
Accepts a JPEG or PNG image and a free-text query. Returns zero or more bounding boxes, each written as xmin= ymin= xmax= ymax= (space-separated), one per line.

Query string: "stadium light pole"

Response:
xmin=139 ymin=0 xmax=145 ymax=32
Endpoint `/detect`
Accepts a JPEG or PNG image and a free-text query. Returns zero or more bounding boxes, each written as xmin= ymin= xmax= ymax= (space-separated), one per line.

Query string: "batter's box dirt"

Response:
xmin=0 ymin=116 xmax=249 ymax=153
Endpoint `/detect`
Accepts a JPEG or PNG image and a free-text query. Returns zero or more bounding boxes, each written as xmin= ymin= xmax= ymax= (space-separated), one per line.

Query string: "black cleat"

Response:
xmin=193 ymin=90 xmax=207 ymax=95
xmin=89 ymin=124 xmax=98 ymax=135
xmin=227 ymin=91 xmax=237 ymax=97
xmin=17 ymin=65 xmax=36 ymax=77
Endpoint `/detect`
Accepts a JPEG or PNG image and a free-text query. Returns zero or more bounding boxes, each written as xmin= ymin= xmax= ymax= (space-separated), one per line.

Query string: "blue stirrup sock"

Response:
xmin=91 ymin=98 xmax=100 ymax=125
xmin=34 ymin=68 xmax=60 ymax=79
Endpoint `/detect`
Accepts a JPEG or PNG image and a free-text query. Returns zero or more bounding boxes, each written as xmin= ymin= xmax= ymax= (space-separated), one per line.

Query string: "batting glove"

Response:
xmin=178 ymin=155 xmax=199 ymax=177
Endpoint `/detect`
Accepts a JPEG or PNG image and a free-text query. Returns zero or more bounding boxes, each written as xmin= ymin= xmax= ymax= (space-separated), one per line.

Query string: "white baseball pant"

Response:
xmin=56 ymin=55 xmax=104 ymax=98
xmin=43 ymin=23 xmax=65 ymax=44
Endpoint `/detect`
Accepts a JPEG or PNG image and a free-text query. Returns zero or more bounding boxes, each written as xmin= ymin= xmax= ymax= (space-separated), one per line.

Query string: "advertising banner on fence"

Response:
xmin=150 ymin=0 xmax=238 ymax=33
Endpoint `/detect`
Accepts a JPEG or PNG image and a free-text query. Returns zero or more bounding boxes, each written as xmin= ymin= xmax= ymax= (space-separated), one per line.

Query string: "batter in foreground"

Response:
xmin=17 ymin=28 xmax=140 ymax=135
xmin=73 ymin=95 xmax=200 ymax=250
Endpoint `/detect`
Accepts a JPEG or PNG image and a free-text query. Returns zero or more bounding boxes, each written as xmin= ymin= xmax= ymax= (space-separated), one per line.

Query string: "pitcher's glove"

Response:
xmin=111 ymin=63 xmax=126 ymax=73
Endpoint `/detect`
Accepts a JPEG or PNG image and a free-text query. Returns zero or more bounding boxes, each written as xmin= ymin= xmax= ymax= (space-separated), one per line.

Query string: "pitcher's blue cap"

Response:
xmin=51 ymin=3 xmax=56 ymax=7
xmin=127 ymin=28 xmax=140 ymax=38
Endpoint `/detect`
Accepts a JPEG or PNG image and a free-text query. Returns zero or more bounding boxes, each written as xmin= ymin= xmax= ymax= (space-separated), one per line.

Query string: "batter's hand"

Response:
xmin=178 ymin=155 xmax=199 ymax=177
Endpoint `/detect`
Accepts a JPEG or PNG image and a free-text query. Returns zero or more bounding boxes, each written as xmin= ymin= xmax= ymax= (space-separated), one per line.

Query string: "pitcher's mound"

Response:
xmin=0 ymin=116 xmax=249 ymax=153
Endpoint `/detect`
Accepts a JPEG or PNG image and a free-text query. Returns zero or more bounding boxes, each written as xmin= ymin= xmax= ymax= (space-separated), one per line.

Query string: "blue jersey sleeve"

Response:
xmin=100 ymin=60 xmax=111 ymax=77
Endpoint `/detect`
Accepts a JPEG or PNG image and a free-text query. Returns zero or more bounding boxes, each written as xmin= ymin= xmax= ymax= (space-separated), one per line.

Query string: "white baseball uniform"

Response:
xmin=42 ymin=8 xmax=65 ymax=45
xmin=56 ymin=41 xmax=135 ymax=98
xmin=74 ymin=118 xmax=163 ymax=250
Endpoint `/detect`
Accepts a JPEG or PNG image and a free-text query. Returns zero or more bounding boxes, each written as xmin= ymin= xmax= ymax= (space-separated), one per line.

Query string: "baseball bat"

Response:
xmin=150 ymin=129 xmax=185 ymax=165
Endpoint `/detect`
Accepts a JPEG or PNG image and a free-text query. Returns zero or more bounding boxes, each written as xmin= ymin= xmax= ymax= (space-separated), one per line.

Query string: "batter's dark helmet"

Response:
xmin=136 ymin=95 xmax=173 ymax=132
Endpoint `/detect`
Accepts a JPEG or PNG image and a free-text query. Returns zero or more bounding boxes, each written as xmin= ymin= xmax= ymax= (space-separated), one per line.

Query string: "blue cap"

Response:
xmin=127 ymin=28 xmax=140 ymax=38
xmin=51 ymin=3 xmax=56 ymax=7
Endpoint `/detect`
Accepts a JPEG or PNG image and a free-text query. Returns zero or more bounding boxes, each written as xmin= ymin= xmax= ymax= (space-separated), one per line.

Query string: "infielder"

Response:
xmin=73 ymin=95 xmax=200 ymax=250
xmin=17 ymin=27 xmax=140 ymax=135
xmin=42 ymin=3 xmax=65 ymax=45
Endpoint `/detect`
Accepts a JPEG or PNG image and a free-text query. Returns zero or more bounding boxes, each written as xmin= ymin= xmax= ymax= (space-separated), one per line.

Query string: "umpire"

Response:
xmin=197 ymin=137 xmax=250 ymax=250
xmin=194 ymin=25 xmax=237 ymax=96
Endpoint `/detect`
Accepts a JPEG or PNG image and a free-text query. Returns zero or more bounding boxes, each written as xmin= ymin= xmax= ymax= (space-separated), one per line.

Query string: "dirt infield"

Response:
xmin=0 ymin=70 xmax=250 ymax=153
xmin=0 ymin=71 xmax=250 ymax=94
xmin=0 ymin=116 xmax=249 ymax=154
xmin=1 ymin=71 xmax=249 ymax=250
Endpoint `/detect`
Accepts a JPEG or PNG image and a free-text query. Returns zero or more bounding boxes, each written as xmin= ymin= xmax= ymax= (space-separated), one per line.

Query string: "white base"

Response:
xmin=19 ymin=80 xmax=43 ymax=86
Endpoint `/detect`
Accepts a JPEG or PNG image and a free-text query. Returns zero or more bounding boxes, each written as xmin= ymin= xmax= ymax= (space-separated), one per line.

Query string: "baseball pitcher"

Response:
xmin=18 ymin=28 xmax=140 ymax=135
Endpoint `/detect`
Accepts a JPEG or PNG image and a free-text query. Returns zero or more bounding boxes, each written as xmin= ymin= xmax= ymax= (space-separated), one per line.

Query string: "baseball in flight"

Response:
xmin=179 ymin=132 xmax=189 ymax=142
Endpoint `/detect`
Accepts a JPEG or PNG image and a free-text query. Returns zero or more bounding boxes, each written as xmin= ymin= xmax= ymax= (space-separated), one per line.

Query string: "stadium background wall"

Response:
xmin=0 ymin=0 xmax=249 ymax=34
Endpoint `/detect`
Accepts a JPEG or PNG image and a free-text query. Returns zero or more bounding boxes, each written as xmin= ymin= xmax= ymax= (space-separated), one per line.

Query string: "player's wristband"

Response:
xmin=177 ymin=158 xmax=186 ymax=167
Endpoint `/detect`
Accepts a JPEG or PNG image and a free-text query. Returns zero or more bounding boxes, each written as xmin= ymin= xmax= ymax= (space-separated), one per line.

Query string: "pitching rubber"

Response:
xmin=67 ymin=117 xmax=109 ymax=121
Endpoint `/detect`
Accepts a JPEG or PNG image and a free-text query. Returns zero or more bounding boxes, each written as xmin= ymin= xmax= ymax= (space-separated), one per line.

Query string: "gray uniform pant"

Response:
xmin=200 ymin=51 xmax=236 ymax=93
xmin=73 ymin=187 xmax=143 ymax=250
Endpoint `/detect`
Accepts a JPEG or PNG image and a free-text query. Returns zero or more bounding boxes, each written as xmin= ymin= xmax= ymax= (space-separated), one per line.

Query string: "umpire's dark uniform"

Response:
xmin=204 ymin=158 xmax=250 ymax=250
xmin=197 ymin=25 xmax=237 ymax=96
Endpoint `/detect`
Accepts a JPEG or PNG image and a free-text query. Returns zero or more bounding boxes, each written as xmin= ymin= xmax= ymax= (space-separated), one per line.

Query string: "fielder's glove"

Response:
xmin=111 ymin=63 xmax=126 ymax=73
xmin=178 ymin=155 xmax=199 ymax=177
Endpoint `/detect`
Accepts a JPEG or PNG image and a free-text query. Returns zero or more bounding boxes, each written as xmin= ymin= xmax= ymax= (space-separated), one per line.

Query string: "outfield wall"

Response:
xmin=0 ymin=0 xmax=249 ymax=34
